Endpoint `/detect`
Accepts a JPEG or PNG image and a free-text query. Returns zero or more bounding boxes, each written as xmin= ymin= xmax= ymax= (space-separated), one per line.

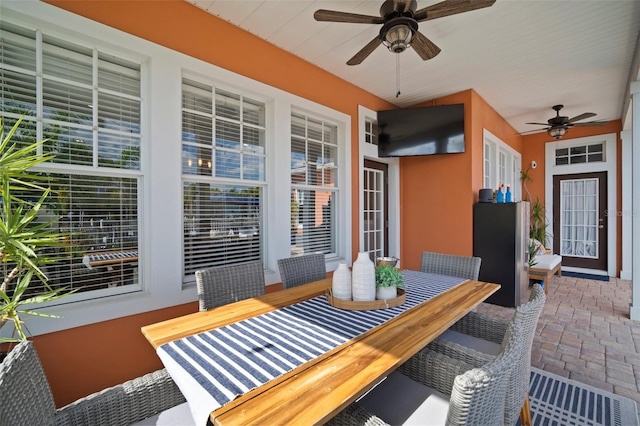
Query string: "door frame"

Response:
xmin=358 ymin=106 xmax=401 ymax=266
xmin=552 ymin=171 xmax=608 ymax=270
xmin=545 ymin=133 xmax=617 ymax=276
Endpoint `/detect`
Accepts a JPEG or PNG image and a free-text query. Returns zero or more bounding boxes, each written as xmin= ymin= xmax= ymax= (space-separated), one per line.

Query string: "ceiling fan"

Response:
xmin=523 ymin=105 xmax=607 ymax=140
xmin=313 ymin=0 xmax=496 ymax=66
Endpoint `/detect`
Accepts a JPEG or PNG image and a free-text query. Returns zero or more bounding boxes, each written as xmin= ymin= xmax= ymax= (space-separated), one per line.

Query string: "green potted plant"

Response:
xmin=0 ymin=117 xmax=71 ymax=344
xmin=528 ymin=240 xmax=539 ymax=268
xmin=375 ymin=264 xmax=404 ymax=299
xmin=530 ymin=197 xmax=549 ymax=248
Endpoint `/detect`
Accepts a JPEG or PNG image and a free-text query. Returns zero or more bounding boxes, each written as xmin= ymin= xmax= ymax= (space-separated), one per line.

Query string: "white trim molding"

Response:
xmin=358 ymin=105 xmax=400 ymax=266
xmin=621 ymin=129 xmax=633 ymax=280
xmin=630 ymin=80 xmax=640 ymax=320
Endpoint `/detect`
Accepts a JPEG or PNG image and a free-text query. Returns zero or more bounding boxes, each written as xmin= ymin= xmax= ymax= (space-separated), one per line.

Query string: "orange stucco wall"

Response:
xmin=400 ymin=89 xmax=522 ymax=270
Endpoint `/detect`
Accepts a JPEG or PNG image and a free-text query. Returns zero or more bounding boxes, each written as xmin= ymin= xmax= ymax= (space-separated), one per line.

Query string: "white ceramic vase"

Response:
xmin=352 ymin=252 xmax=375 ymax=302
xmin=376 ymin=286 xmax=397 ymax=300
xmin=332 ymin=263 xmax=352 ymax=300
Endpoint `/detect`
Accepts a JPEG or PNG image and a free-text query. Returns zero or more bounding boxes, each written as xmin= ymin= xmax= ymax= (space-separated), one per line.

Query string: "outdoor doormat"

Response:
xmin=520 ymin=367 xmax=639 ymax=426
xmin=562 ymin=271 xmax=610 ymax=282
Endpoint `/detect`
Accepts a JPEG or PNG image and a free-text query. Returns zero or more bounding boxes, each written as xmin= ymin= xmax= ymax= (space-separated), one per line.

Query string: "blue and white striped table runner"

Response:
xmin=157 ymin=270 xmax=465 ymax=424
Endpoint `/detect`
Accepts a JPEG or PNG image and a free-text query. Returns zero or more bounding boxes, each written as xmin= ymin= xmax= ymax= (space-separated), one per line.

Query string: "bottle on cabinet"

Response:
xmin=496 ymin=184 xmax=504 ymax=203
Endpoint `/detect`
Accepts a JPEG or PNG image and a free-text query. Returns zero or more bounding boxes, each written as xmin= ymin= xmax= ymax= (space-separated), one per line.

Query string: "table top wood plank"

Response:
xmin=141 ymin=278 xmax=331 ymax=349
xmin=212 ymin=280 xmax=499 ymax=426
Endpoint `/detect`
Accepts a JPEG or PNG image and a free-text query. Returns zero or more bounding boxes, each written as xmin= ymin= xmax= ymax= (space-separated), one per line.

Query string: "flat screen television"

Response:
xmin=377 ymin=104 xmax=465 ymax=157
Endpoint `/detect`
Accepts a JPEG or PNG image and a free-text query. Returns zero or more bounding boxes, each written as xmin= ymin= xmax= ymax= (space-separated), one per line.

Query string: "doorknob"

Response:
xmin=599 ymin=225 xmax=604 ymax=229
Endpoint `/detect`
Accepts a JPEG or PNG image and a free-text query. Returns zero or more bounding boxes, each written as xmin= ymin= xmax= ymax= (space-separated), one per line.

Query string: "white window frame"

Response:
xmin=358 ymin=105 xmax=400 ymax=266
xmin=289 ymin=110 xmax=340 ymax=258
xmin=180 ymin=76 xmax=268 ymax=283
xmin=0 ymin=17 xmax=146 ymax=301
xmin=544 ymin=133 xmax=617 ymax=277
xmin=483 ymin=129 xmax=522 ymax=202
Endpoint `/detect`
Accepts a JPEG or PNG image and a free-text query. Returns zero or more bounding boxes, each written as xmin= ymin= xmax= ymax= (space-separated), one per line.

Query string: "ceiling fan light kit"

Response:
xmin=381 ymin=17 xmax=417 ymax=53
xmin=548 ymin=126 xmax=566 ymax=140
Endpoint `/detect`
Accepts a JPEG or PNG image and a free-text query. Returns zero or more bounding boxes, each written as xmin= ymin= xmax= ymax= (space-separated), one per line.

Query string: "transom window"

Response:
xmin=0 ymin=20 xmax=143 ymax=300
xmin=290 ymin=112 xmax=338 ymax=256
xmin=555 ymin=143 xmax=604 ymax=165
xmin=364 ymin=117 xmax=378 ymax=146
xmin=181 ymin=78 xmax=266 ymax=279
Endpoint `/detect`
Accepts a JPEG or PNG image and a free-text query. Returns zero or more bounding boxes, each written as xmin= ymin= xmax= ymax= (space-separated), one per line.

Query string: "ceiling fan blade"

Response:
xmin=347 ymin=36 xmax=382 ymax=66
xmin=414 ymin=0 xmax=496 ymax=22
xmin=520 ymin=128 xmax=548 ymax=134
xmin=567 ymin=112 xmax=597 ymax=123
xmin=525 ymin=122 xmax=550 ymax=126
xmin=411 ymin=31 xmax=441 ymax=60
xmin=314 ymin=10 xmax=384 ymax=24
xmin=572 ymin=120 xmax=608 ymax=127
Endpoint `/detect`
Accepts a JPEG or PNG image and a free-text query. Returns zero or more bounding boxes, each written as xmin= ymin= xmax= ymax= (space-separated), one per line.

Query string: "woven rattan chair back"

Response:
xmin=277 ymin=253 xmax=326 ymax=289
xmin=420 ymin=251 xmax=481 ymax=280
xmin=327 ymin=325 xmax=521 ymax=426
xmin=195 ymin=261 xmax=265 ymax=311
xmin=0 ymin=341 xmax=56 ymax=425
xmin=1 ymin=341 xmax=187 ymax=426
xmin=502 ymin=283 xmax=546 ymax=425
xmin=446 ymin=326 xmax=520 ymax=426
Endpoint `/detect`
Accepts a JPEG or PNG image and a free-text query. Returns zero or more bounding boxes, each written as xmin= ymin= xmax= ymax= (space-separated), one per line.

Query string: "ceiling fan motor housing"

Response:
xmin=380 ymin=0 xmax=418 ymax=18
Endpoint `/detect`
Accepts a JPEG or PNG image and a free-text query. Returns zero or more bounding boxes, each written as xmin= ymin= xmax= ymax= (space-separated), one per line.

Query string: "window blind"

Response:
xmin=290 ymin=112 xmax=338 ymax=256
xmin=1 ymin=19 xmax=143 ymax=300
xmin=181 ymin=78 xmax=266 ymax=280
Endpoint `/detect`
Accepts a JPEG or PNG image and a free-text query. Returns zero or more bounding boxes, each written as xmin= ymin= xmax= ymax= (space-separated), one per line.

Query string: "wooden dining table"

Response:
xmin=141 ymin=272 xmax=499 ymax=425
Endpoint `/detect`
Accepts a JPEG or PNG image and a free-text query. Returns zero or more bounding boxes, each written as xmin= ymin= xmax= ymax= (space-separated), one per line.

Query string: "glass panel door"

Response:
xmin=363 ymin=160 xmax=388 ymax=261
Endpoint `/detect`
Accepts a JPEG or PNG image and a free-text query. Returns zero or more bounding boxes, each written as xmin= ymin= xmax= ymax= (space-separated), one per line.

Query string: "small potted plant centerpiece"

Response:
xmin=375 ymin=264 xmax=404 ymax=300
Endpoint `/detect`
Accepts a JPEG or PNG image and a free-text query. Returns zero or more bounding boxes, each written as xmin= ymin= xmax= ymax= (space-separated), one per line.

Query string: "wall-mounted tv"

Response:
xmin=377 ymin=104 xmax=465 ymax=157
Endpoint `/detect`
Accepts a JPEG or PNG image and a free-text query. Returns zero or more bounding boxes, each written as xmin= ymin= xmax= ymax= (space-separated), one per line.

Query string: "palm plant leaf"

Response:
xmin=1 ymin=117 xmax=73 ymax=341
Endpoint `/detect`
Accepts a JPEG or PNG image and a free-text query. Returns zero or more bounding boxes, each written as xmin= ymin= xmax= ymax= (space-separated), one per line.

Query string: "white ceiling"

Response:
xmin=189 ymin=0 xmax=640 ymax=135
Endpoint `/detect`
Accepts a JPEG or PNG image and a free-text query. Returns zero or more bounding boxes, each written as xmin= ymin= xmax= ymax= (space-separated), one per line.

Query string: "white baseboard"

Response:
xmin=630 ymin=304 xmax=640 ymax=321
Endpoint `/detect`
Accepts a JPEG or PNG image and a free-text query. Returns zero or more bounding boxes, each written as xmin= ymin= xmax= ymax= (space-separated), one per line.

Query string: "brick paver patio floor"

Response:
xmin=476 ymin=275 xmax=640 ymax=415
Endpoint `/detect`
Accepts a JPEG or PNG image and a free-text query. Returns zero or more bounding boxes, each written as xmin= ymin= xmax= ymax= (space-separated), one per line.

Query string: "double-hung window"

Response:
xmin=290 ymin=111 xmax=338 ymax=256
xmin=181 ymin=78 xmax=266 ymax=280
xmin=483 ymin=130 xmax=521 ymax=201
xmin=0 ymin=21 xmax=143 ymax=299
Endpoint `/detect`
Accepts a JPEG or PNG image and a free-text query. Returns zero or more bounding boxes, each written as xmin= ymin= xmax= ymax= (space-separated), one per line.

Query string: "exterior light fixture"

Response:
xmin=548 ymin=127 xmax=566 ymax=140
xmin=381 ymin=18 xmax=418 ymax=54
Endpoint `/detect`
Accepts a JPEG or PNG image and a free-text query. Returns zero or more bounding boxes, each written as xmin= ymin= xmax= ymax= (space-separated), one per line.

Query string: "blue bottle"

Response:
xmin=505 ymin=186 xmax=512 ymax=203
xmin=496 ymin=185 xmax=504 ymax=203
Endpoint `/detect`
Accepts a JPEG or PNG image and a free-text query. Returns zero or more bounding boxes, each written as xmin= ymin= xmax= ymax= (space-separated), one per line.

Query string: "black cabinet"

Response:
xmin=473 ymin=202 xmax=530 ymax=307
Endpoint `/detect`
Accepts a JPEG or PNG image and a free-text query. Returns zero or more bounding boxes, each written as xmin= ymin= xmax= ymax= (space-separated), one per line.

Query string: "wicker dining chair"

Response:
xmin=420 ymin=251 xmax=482 ymax=280
xmin=328 ymin=319 xmax=521 ymax=426
xmin=277 ymin=252 xmax=326 ymax=289
xmin=0 ymin=340 xmax=187 ymax=426
xmin=415 ymin=283 xmax=546 ymax=426
xmin=195 ymin=261 xmax=265 ymax=312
